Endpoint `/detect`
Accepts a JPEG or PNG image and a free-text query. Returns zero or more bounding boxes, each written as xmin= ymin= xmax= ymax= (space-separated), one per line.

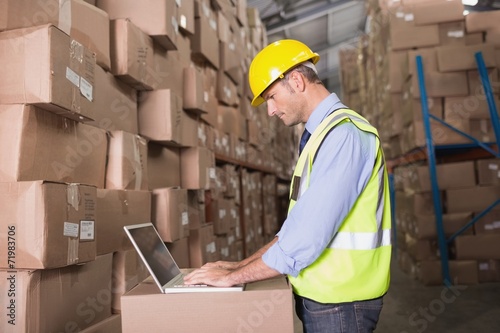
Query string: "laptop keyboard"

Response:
xmin=169 ymin=273 xmax=208 ymax=288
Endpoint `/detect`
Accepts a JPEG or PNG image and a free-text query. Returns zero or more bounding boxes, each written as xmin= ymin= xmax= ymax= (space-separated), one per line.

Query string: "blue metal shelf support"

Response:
xmin=416 ymin=56 xmax=451 ymax=286
xmin=476 ymin=52 xmax=500 ymax=151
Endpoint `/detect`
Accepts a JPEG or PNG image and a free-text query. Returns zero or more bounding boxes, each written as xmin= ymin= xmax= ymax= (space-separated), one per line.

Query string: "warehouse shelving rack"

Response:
xmin=389 ymin=52 xmax=500 ymax=286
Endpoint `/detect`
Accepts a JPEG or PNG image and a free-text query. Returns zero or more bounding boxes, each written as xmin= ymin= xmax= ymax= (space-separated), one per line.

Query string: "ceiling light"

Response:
xmin=462 ymin=0 xmax=478 ymax=5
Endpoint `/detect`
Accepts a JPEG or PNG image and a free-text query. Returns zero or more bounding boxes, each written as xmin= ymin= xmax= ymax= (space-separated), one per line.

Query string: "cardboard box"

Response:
xmin=96 ymin=189 xmax=152 ymax=255
xmin=468 ymin=68 xmax=500 ymax=95
xmin=189 ymin=223 xmax=218 ymax=267
xmin=166 ymin=237 xmax=190 ymax=268
xmin=390 ymin=15 xmax=440 ymax=51
xmin=89 ymin=66 xmax=139 ymax=134
xmin=0 ymin=104 xmax=106 ymax=187
xmin=465 ymin=10 xmax=500 ymax=33
xmin=112 ymin=250 xmax=150 ymax=313
xmin=477 ymin=260 xmax=500 ymax=283
xmin=406 ymin=118 xmax=470 ymax=150
xmin=0 ymin=254 xmax=113 ymax=333
xmin=80 ymin=315 xmax=122 ymax=333
xmin=152 ymin=187 xmax=189 ymax=242
xmin=0 ymin=24 xmax=96 ymax=121
xmin=401 ymin=95 xmax=443 ymax=125
xmin=183 ymin=66 xmax=209 ymax=114
xmin=151 ymin=43 xmax=185 ymax=96
xmin=191 ymin=3 xmax=219 ymax=68
xmin=180 ymin=111 xmax=199 ymax=148
xmin=187 ymin=190 xmax=207 ymax=229
xmin=147 ymin=143 xmax=181 ymax=189
xmin=96 ymin=0 xmax=178 ymax=50
xmin=411 ymin=213 xmax=473 ymax=239
xmin=0 ymin=0 xmax=110 ymax=70
xmin=180 ymin=147 xmax=216 ymax=189
xmin=121 ymin=275 xmax=294 ymax=333
xmin=446 ymin=186 xmax=500 ymax=214
xmin=410 ymin=71 xmax=469 ymax=98
xmin=407 ymin=47 xmax=438 ymax=76
xmin=177 ymin=0 xmax=195 ymax=35
xmin=476 ymin=158 xmax=500 ymax=186
xmin=473 ymin=210 xmax=500 ymax=234
xmin=110 ymin=19 xmax=155 ymax=90
xmin=217 ymin=104 xmax=241 ymax=137
xmin=407 ymin=161 xmax=476 ymax=192
xmin=465 ymin=32 xmax=484 ymax=45
xmin=411 ymin=0 xmax=464 ymax=26
xmin=454 ymin=234 xmax=500 ymax=259
xmin=444 ymin=95 xmax=500 ymax=121
xmin=217 ymin=71 xmax=239 ymax=106
xmin=138 ymin=89 xmax=183 ymax=144
xmin=389 ymin=51 xmax=409 ymax=93
xmin=106 ymin=131 xmax=148 ymax=190
xmin=436 ymin=44 xmax=496 ymax=73
xmin=418 ymin=260 xmax=478 ymax=285
xmin=439 ymin=21 xmax=466 ymax=46
xmin=0 ymin=181 xmax=96 ymax=269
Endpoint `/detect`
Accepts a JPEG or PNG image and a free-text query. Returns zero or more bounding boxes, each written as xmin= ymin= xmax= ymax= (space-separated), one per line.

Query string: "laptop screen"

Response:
xmin=126 ymin=223 xmax=181 ymax=287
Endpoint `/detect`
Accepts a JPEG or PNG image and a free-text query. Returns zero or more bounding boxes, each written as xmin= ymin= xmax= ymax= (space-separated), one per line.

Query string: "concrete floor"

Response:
xmin=377 ymin=260 xmax=500 ymax=333
xmin=294 ymin=259 xmax=500 ymax=333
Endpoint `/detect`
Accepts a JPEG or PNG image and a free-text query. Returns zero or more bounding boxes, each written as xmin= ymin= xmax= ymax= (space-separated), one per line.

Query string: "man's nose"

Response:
xmin=267 ymin=100 xmax=276 ymax=117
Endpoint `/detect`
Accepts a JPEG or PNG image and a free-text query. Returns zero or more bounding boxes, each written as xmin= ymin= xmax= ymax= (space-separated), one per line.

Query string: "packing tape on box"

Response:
xmin=67 ymin=237 xmax=79 ymax=265
xmin=118 ymin=190 xmax=129 ymax=215
xmin=132 ymin=135 xmax=143 ymax=190
xmin=67 ymin=184 xmax=80 ymax=211
xmin=59 ymin=0 xmax=71 ymax=36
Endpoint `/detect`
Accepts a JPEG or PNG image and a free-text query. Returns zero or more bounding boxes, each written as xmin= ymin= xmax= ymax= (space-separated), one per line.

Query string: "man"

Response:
xmin=184 ymin=39 xmax=392 ymax=333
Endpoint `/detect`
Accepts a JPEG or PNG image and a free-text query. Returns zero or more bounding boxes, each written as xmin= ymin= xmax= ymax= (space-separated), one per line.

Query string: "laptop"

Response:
xmin=124 ymin=222 xmax=245 ymax=294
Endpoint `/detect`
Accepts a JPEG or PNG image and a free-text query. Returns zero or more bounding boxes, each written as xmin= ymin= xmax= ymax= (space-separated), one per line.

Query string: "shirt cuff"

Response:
xmin=262 ymin=240 xmax=300 ymax=277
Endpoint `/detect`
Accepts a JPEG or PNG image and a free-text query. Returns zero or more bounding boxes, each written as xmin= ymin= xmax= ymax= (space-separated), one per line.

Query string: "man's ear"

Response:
xmin=291 ymin=70 xmax=306 ymax=92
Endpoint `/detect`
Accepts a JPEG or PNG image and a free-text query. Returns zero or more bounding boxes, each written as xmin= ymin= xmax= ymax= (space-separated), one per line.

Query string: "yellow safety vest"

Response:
xmin=288 ymin=109 xmax=391 ymax=304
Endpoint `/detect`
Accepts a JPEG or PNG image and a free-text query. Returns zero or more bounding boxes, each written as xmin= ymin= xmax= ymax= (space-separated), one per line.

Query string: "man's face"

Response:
xmin=262 ymin=73 xmax=306 ymax=127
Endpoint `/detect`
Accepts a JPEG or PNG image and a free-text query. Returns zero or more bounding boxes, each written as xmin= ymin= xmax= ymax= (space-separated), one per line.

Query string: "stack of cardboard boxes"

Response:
xmin=0 ymin=0 xmax=296 ymax=331
xmin=341 ymin=0 xmax=500 ymax=285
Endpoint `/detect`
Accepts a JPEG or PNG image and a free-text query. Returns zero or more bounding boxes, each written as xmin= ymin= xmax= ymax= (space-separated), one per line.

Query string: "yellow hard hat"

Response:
xmin=249 ymin=39 xmax=320 ymax=106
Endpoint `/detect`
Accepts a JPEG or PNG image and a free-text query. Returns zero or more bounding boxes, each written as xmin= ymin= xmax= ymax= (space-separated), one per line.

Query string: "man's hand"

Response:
xmin=183 ymin=265 xmax=235 ymax=287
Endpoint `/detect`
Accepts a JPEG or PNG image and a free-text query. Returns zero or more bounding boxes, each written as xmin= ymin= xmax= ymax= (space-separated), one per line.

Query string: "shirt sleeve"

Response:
xmin=262 ymin=122 xmax=377 ymax=276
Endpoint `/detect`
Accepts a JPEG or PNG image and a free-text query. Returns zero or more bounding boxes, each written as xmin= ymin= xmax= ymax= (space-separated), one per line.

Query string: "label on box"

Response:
xmin=80 ymin=220 xmax=95 ymax=241
xmin=479 ymin=262 xmax=490 ymax=270
xmin=64 ymin=222 xmax=79 ymax=238
xmin=209 ymin=167 xmax=216 ymax=179
xmin=182 ymin=212 xmax=189 ymax=226
xmin=209 ymin=19 xmax=217 ymax=31
xmin=489 ymin=163 xmax=499 ymax=170
xmin=66 ymin=67 xmax=80 ymax=87
xmin=219 ymin=209 xmax=226 ymax=219
xmin=180 ymin=15 xmax=187 ymax=29
xmin=171 ymin=16 xmax=179 ymax=33
xmin=448 ymin=30 xmax=464 ymax=38
xmin=404 ymin=13 xmax=414 ymax=21
xmin=80 ymin=77 xmax=93 ymax=102
xmin=206 ymin=241 xmax=216 ymax=253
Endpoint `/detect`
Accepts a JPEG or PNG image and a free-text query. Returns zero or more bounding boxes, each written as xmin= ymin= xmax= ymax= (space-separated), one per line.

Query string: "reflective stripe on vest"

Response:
xmin=287 ymin=109 xmax=392 ymax=304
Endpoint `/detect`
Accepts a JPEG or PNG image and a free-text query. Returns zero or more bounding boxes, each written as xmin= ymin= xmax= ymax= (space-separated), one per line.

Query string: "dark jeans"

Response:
xmin=294 ymin=294 xmax=383 ymax=333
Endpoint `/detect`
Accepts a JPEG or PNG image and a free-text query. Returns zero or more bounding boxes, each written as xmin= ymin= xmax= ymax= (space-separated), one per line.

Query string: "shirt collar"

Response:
xmin=304 ymin=93 xmax=347 ymax=134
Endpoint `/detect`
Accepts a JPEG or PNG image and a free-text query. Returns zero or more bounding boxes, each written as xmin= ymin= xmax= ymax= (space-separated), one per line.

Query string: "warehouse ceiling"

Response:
xmin=246 ymin=0 xmax=500 ymax=94
xmin=245 ymin=0 xmax=368 ymax=94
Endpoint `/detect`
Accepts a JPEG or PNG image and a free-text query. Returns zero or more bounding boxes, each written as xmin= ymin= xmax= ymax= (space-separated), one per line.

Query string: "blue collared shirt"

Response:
xmin=262 ymin=93 xmax=377 ymax=277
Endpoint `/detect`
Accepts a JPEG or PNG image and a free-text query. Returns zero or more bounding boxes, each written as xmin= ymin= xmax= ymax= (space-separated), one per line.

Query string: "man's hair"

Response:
xmin=282 ymin=62 xmax=324 ymax=86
